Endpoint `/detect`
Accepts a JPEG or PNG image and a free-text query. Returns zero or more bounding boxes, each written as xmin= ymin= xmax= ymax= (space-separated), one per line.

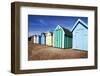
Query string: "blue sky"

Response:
xmin=28 ymin=15 xmax=88 ymax=37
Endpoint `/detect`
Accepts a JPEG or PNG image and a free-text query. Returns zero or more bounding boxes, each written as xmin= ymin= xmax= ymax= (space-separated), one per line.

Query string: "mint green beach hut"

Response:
xmin=53 ymin=25 xmax=72 ymax=48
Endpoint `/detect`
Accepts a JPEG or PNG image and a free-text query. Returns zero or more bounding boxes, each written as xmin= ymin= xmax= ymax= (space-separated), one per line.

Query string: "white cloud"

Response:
xmin=28 ymin=31 xmax=42 ymax=37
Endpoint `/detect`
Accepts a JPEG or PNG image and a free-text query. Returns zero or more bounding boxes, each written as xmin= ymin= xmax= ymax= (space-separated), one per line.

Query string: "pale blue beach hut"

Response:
xmin=36 ymin=35 xmax=41 ymax=44
xmin=41 ymin=33 xmax=46 ymax=45
xmin=72 ymin=19 xmax=88 ymax=51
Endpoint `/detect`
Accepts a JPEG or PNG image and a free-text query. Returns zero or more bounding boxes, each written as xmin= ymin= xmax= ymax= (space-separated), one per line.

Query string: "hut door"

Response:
xmin=73 ymin=31 xmax=79 ymax=49
xmin=81 ymin=28 xmax=88 ymax=51
xmin=74 ymin=28 xmax=87 ymax=51
xmin=73 ymin=30 xmax=82 ymax=50
xmin=54 ymin=29 xmax=63 ymax=48
xmin=59 ymin=29 xmax=63 ymax=48
xmin=56 ymin=30 xmax=59 ymax=48
xmin=57 ymin=29 xmax=63 ymax=48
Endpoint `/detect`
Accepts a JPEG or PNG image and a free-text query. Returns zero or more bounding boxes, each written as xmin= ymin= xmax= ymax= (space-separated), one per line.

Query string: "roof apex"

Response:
xmin=71 ymin=18 xmax=88 ymax=32
xmin=55 ymin=25 xmax=72 ymax=36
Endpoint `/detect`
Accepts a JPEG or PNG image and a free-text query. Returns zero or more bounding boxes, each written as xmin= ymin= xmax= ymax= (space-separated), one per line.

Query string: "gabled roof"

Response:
xmin=41 ymin=33 xmax=46 ymax=36
xmin=45 ymin=32 xmax=53 ymax=36
xmin=55 ymin=25 xmax=72 ymax=37
xmin=37 ymin=35 xmax=41 ymax=37
xmin=71 ymin=19 xmax=88 ymax=32
xmin=31 ymin=35 xmax=41 ymax=37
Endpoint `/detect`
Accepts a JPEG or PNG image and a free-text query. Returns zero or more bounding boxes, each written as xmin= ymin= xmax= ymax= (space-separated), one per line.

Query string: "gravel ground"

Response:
xmin=28 ymin=41 xmax=88 ymax=60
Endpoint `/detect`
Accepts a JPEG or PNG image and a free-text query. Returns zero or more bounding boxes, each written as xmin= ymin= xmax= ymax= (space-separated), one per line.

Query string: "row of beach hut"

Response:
xmin=29 ymin=19 xmax=88 ymax=51
xmin=29 ymin=32 xmax=53 ymax=46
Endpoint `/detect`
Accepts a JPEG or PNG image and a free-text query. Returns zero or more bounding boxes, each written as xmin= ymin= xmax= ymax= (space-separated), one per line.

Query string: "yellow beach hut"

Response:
xmin=45 ymin=32 xmax=53 ymax=46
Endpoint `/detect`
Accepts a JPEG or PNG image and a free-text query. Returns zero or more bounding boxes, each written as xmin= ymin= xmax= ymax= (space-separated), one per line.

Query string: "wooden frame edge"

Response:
xmin=11 ymin=2 xmax=98 ymax=74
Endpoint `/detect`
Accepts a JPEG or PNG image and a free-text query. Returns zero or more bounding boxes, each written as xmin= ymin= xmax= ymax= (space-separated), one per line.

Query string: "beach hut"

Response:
xmin=30 ymin=36 xmax=34 ymax=43
xmin=36 ymin=35 xmax=41 ymax=44
xmin=45 ymin=32 xmax=53 ymax=46
xmin=33 ymin=35 xmax=37 ymax=44
xmin=28 ymin=36 xmax=32 ymax=41
xmin=41 ymin=33 xmax=46 ymax=45
xmin=53 ymin=25 xmax=72 ymax=48
xmin=72 ymin=19 xmax=88 ymax=51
